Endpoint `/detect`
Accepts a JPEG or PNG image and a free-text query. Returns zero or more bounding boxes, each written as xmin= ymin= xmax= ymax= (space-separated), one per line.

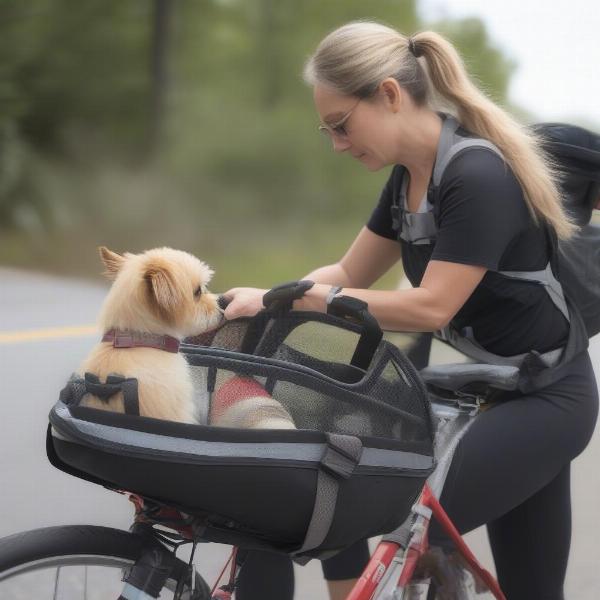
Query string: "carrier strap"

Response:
xmin=397 ymin=173 xmax=437 ymax=245
xmin=83 ymin=372 xmax=140 ymax=416
xmin=396 ymin=116 xmax=503 ymax=246
xmin=395 ymin=115 xmax=575 ymax=375
xmin=435 ymin=325 xmax=564 ymax=369
xmin=293 ymin=433 xmax=362 ymax=562
xmin=433 ymin=136 xmax=503 ymax=187
xmin=500 ymin=262 xmax=570 ymax=322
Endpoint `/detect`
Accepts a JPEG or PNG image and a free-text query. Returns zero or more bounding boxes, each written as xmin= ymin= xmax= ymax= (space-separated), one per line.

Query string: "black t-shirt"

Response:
xmin=367 ymin=148 xmax=569 ymax=356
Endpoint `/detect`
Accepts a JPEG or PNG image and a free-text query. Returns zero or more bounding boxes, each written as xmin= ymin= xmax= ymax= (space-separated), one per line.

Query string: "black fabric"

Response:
xmin=320 ymin=538 xmax=370 ymax=580
xmin=367 ymin=148 xmax=570 ymax=357
xmin=428 ymin=350 xmax=598 ymax=600
xmin=235 ymin=549 xmax=295 ymax=599
xmin=48 ymin=310 xmax=435 ymax=559
xmin=326 ymin=294 xmax=384 ymax=370
xmin=235 ymin=540 xmax=370 ymax=600
xmin=532 ymin=122 xmax=600 ymax=226
xmin=82 ymin=373 xmax=140 ymax=416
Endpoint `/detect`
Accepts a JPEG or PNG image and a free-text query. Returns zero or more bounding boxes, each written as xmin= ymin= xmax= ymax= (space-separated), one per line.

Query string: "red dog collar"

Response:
xmin=102 ymin=329 xmax=180 ymax=353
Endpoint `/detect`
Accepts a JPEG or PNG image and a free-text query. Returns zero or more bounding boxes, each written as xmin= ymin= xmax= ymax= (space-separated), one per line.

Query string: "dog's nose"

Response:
xmin=217 ymin=295 xmax=231 ymax=310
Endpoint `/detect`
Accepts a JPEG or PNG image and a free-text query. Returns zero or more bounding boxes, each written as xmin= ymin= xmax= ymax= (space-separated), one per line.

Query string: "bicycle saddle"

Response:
xmin=420 ymin=363 xmax=520 ymax=392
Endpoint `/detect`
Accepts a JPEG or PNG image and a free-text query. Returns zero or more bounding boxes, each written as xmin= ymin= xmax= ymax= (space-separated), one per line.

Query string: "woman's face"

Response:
xmin=313 ymin=83 xmax=403 ymax=171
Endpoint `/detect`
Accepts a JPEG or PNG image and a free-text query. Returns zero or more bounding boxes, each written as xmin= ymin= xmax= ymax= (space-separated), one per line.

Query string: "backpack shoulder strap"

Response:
xmin=430 ymin=116 xmax=505 ymax=223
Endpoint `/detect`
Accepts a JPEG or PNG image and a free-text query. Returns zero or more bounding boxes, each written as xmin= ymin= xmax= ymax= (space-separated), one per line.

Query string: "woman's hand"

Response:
xmin=221 ymin=287 xmax=268 ymax=320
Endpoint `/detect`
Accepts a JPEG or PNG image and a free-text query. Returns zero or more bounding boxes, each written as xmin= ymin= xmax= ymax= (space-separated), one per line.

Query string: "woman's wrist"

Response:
xmin=293 ymin=283 xmax=330 ymax=312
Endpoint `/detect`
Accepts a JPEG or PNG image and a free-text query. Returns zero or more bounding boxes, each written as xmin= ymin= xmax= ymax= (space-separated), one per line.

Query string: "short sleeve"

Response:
xmin=431 ymin=149 xmax=532 ymax=270
xmin=366 ymin=166 xmax=401 ymax=240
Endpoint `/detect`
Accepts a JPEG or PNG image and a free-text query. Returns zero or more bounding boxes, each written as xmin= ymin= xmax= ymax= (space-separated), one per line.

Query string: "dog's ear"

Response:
xmin=144 ymin=259 xmax=185 ymax=325
xmin=99 ymin=247 xmax=126 ymax=279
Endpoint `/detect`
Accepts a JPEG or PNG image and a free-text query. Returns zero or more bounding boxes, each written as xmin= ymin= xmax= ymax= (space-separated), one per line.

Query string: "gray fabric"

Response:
xmin=399 ymin=211 xmax=438 ymax=245
xmin=53 ymin=403 xmax=431 ymax=470
xmin=398 ymin=173 xmax=438 ymax=245
xmin=54 ymin=404 xmax=325 ymax=462
xmin=294 ymin=434 xmax=362 ymax=556
xmin=360 ymin=447 xmax=433 ymax=470
xmin=381 ymin=521 xmax=414 ymax=549
xmin=500 ymin=262 xmax=570 ymax=322
xmin=119 ymin=583 xmax=156 ymax=600
xmin=326 ymin=433 xmax=363 ymax=474
xmin=399 ymin=115 xmax=572 ymax=370
xmin=433 ymin=135 xmax=503 ymax=186
xmin=436 ymin=326 xmax=564 ymax=368
xmin=295 ymin=469 xmax=338 ymax=558
xmin=432 ymin=115 xmax=464 ymax=185
xmin=420 ymin=363 xmax=521 ymax=392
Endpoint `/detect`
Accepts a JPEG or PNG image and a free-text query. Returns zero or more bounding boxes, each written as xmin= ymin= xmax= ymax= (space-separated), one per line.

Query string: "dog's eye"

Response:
xmin=194 ymin=285 xmax=203 ymax=298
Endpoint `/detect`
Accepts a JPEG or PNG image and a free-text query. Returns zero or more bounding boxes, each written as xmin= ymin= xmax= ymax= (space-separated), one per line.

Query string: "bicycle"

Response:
xmin=0 ymin=296 xmax=511 ymax=599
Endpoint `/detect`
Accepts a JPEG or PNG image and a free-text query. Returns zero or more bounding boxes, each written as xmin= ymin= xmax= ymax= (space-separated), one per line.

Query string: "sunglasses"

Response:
xmin=318 ymin=98 xmax=361 ymax=139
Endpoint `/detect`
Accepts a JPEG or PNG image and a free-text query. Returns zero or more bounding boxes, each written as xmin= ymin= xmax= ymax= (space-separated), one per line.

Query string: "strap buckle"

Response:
xmin=113 ymin=332 xmax=134 ymax=348
xmin=320 ymin=434 xmax=362 ymax=480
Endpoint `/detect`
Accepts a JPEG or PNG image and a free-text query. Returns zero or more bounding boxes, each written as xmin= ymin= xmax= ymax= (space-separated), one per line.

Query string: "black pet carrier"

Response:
xmin=47 ymin=289 xmax=435 ymax=561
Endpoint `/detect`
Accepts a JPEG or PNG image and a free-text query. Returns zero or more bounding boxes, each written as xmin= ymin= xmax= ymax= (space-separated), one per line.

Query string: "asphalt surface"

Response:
xmin=0 ymin=266 xmax=598 ymax=599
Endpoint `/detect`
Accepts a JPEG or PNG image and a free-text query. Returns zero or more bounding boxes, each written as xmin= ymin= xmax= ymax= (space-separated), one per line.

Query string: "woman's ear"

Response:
xmin=379 ymin=78 xmax=404 ymax=113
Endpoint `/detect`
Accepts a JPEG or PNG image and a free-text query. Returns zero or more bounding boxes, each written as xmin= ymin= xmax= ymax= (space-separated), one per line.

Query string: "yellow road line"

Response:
xmin=0 ymin=325 xmax=98 ymax=344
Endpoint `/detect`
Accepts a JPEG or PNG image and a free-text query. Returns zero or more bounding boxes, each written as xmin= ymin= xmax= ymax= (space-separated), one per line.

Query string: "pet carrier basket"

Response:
xmin=47 ymin=285 xmax=435 ymax=561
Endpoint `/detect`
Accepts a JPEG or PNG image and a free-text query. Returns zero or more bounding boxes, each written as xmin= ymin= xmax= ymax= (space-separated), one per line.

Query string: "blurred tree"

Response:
xmin=0 ymin=0 xmax=519 ymax=278
xmin=0 ymin=0 xmax=151 ymax=157
xmin=149 ymin=0 xmax=174 ymax=155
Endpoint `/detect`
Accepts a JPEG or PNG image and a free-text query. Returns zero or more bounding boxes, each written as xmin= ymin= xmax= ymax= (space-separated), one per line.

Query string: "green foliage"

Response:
xmin=0 ymin=0 xmax=517 ymax=286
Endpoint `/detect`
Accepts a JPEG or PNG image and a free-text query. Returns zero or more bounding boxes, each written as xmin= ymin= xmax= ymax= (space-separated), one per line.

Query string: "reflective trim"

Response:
xmin=54 ymin=405 xmax=324 ymax=462
xmin=120 ymin=583 xmax=156 ymax=600
xmin=361 ymin=447 xmax=433 ymax=470
xmin=52 ymin=404 xmax=433 ymax=471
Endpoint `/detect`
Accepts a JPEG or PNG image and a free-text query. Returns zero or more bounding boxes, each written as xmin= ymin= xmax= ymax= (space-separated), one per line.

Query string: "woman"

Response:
xmin=224 ymin=22 xmax=599 ymax=600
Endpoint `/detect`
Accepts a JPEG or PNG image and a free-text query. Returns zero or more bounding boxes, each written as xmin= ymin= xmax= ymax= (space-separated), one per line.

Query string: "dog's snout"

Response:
xmin=217 ymin=295 xmax=230 ymax=311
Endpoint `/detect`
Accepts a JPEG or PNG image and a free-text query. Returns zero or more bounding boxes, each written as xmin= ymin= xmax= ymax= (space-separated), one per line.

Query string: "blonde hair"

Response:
xmin=304 ymin=21 xmax=576 ymax=239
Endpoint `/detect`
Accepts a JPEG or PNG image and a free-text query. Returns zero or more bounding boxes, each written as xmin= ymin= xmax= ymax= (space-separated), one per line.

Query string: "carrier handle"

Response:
xmin=226 ymin=282 xmax=383 ymax=369
xmin=262 ymin=280 xmax=315 ymax=312
xmin=261 ymin=282 xmax=383 ymax=370
xmin=327 ymin=295 xmax=383 ymax=370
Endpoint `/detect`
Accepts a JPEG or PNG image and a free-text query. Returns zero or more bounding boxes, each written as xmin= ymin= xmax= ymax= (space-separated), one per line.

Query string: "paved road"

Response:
xmin=0 ymin=266 xmax=599 ymax=598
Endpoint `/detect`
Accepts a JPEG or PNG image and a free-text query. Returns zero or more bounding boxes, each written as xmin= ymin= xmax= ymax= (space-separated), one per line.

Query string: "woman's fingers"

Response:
xmin=222 ymin=288 xmax=267 ymax=320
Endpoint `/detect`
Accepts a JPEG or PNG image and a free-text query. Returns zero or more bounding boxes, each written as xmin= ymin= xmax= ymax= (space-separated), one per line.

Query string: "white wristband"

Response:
xmin=326 ymin=285 xmax=343 ymax=305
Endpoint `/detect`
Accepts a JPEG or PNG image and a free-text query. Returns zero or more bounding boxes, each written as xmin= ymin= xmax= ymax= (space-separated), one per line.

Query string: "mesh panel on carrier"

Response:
xmin=48 ymin=308 xmax=435 ymax=559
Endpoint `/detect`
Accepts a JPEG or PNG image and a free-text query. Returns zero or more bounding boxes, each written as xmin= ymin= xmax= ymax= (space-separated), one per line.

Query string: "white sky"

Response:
xmin=419 ymin=0 xmax=600 ymax=127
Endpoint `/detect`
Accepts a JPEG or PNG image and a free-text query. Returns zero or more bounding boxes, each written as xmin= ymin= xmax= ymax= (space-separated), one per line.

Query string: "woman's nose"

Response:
xmin=332 ymin=136 xmax=352 ymax=153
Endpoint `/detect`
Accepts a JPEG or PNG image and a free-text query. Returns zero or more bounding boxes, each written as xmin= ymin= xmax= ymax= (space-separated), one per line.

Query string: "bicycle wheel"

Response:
xmin=0 ymin=525 xmax=211 ymax=599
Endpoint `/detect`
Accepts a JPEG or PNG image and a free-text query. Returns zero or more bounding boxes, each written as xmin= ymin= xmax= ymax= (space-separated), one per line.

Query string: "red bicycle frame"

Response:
xmin=345 ymin=484 xmax=506 ymax=600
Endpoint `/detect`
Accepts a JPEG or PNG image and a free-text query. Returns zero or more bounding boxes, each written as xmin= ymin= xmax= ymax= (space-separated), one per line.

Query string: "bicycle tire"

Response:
xmin=0 ymin=524 xmax=211 ymax=599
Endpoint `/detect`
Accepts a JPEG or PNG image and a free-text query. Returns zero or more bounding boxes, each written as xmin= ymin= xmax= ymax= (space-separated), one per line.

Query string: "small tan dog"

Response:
xmin=79 ymin=246 xmax=222 ymax=423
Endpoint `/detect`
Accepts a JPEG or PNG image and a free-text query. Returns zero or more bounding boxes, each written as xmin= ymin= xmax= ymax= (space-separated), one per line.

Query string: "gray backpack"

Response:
xmin=393 ymin=116 xmax=599 ymax=390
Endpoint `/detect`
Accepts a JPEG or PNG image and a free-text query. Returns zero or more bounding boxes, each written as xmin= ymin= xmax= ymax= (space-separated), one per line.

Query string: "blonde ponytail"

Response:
xmin=410 ymin=31 xmax=575 ymax=238
xmin=305 ymin=22 xmax=577 ymax=239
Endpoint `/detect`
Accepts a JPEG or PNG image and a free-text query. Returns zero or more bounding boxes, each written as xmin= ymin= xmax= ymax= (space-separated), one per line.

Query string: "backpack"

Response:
xmin=392 ymin=115 xmax=599 ymax=391
xmin=532 ymin=122 xmax=600 ymax=337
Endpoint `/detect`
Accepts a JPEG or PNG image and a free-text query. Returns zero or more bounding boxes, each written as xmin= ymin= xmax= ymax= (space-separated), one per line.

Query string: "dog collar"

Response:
xmin=102 ymin=329 xmax=180 ymax=353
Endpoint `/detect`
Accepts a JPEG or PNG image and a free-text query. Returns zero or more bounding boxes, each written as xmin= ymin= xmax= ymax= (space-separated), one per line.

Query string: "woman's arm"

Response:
xmin=303 ymin=226 xmax=402 ymax=288
xmin=297 ymin=259 xmax=487 ymax=332
xmin=223 ymin=227 xmax=401 ymax=319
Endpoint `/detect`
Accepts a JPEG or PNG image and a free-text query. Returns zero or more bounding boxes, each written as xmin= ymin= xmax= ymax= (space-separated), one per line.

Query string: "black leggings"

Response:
xmin=428 ymin=350 xmax=598 ymax=599
xmin=236 ymin=348 xmax=598 ymax=600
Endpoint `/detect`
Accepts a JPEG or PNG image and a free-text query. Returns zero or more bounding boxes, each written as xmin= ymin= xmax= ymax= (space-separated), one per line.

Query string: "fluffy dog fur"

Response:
xmin=79 ymin=246 xmax=222 ymax=423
